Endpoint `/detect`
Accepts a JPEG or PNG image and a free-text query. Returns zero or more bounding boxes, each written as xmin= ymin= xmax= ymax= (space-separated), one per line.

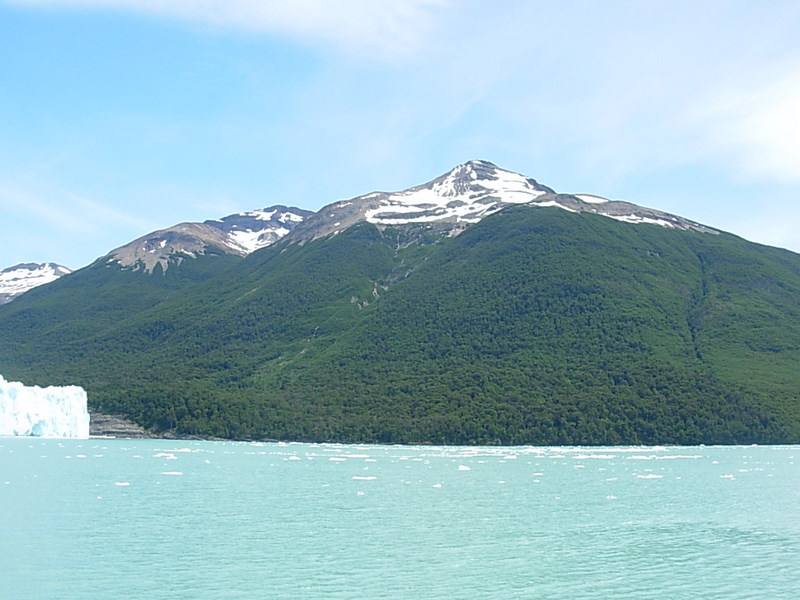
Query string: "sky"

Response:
xmin=2 ymin=0 xmax=800 ymax=269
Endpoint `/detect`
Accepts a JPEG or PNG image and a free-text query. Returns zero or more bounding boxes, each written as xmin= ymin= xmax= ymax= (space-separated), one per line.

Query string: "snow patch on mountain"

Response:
xmin=228 ymin=227 xmax=291 ymax=253
xmin=0 ymin=263 xmax=73 ymax=304
xmin=607 ymin=214 xmax=679 ymax=228
xmin=212 ymin=207 xmax=309 ymax=254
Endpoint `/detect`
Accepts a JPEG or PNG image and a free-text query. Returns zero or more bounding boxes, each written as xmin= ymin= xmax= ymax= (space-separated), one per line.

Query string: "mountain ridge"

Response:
xmin=285 ymin=160 xmax=718 ymax=243
xmin=3 ymin=160 xmax=715 ymax=281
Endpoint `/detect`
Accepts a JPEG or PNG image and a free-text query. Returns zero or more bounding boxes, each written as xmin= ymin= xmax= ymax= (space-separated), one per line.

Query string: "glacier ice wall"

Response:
xmin=0 ymin=374 xmax=90 ymax=438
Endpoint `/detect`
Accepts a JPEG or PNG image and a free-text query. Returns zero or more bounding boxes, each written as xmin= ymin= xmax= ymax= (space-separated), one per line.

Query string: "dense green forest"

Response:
xmin=1 ymin=207 xmax=798 ymax=444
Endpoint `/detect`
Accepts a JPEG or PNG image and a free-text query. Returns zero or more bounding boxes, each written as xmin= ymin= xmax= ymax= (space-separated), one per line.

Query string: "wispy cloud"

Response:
xmin=695 ymin=71 xmax=800 ymax=184
xmin=0 ymin=180 xmax=155 ymax=265
xmin=9 ymin=0 xmax=448 ymax=59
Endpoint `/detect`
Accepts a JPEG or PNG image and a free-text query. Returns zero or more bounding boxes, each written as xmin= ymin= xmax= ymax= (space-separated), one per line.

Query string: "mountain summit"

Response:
xmin=289 ymin=160 xmax=716 ymax=242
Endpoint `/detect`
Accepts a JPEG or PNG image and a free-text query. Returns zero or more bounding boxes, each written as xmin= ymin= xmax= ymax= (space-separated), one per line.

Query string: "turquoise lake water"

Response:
xmin=2 ymin=439 xmax=798 ymax=599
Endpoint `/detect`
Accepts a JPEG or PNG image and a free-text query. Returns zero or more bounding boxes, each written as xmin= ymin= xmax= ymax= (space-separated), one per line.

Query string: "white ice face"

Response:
xmin=0 ymin=375 xmax=90 ymax=438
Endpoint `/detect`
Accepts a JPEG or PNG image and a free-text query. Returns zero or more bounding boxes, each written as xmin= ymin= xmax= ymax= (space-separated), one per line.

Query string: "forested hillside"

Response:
xmin=1 ymin=207 xmax=798 ymax=444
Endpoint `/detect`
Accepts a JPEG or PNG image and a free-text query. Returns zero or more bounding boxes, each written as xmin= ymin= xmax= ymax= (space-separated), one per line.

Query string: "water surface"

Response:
xmin=2 ymin=439 xmax=798 ymax=599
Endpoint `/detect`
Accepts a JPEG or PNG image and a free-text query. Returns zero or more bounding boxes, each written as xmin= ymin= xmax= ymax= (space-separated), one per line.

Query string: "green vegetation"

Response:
xmin=1 ymin=207 xmax=798 ymax=444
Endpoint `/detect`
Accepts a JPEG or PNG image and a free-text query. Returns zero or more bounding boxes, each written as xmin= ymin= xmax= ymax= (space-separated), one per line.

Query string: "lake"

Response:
xmin=2 ymin=439 xmax=798 ymax=599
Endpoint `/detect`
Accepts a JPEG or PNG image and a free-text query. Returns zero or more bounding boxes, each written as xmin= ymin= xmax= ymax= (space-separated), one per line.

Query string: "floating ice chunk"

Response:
xmin=352 ymin=476 xmax=377 ymax=481
xmin=153 ymin=453 xmax=178 ymax=460
xmin=655 ymin=455 xmax=703 ymax=460
xmin=636 ymin=474 xmax=663 ymax=479
xmin=115 ymin=482 xmax=130 ymax=486
xmin=458 ymin=465 xmax=471 ymax=471
xmin=161 ymin=471 xmax=183 ymax=476
xmin=573 ymin=454 xmax=617 ymax=460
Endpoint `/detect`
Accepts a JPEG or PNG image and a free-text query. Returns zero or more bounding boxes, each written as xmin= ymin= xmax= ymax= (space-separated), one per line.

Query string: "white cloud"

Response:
xmin=9 ymin=0 xmax=448 ymax=59
xmin=698 ymin=72 xmax=800 ymax=184
xmin=4 ymin=0 xmax=800 ymax=260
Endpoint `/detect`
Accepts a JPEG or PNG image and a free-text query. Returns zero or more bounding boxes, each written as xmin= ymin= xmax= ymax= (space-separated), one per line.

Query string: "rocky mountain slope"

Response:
xmin=107 ymin=205 xmax=312 ymax=272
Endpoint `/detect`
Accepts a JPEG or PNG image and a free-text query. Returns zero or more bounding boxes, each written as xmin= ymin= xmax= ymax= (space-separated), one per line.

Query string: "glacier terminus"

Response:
xmin=0 ymin=374 xmax=90 ymax=438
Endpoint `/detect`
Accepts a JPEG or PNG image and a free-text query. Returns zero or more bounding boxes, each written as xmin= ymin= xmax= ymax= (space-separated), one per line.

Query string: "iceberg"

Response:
xmin=0 ymin=374 xmax=90 ymax=438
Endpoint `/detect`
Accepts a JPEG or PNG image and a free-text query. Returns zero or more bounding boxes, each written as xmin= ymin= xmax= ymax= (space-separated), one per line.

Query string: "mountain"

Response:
xmin=0 ymin=263 xmax=73 ymax=304
xmin=0 ymin=161 xmax=798 ymax=445
xmin=107 ymin=205 xmax=312 ymax=272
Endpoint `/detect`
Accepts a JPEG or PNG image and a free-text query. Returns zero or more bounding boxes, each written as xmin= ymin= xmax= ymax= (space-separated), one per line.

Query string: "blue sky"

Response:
xmin=2 ymin=0 xmax=800 ymax=269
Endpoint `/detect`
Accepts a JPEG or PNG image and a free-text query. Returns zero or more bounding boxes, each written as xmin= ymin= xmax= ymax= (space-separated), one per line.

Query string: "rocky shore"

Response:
xmin=89 ymin=412 xmax=156 ymax=438
xmin=88 ymin=411 xmax=231 ymax=441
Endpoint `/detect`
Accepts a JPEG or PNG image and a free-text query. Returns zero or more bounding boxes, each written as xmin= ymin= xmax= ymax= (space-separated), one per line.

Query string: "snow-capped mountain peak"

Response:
xmin=0 ymin=263 xmax=73 ymax=304
xmin=288 ymin=160 xmax=715 ymax=243
xmin=364 ymin=160 xmax=555 ymax=225
xmin=289 ymin=160 xmax=558 ymax=241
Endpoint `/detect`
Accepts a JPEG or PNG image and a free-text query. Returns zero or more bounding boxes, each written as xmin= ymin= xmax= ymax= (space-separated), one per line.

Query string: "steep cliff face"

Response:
xmin=0 ymin=374 xmax=89 ymax=438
